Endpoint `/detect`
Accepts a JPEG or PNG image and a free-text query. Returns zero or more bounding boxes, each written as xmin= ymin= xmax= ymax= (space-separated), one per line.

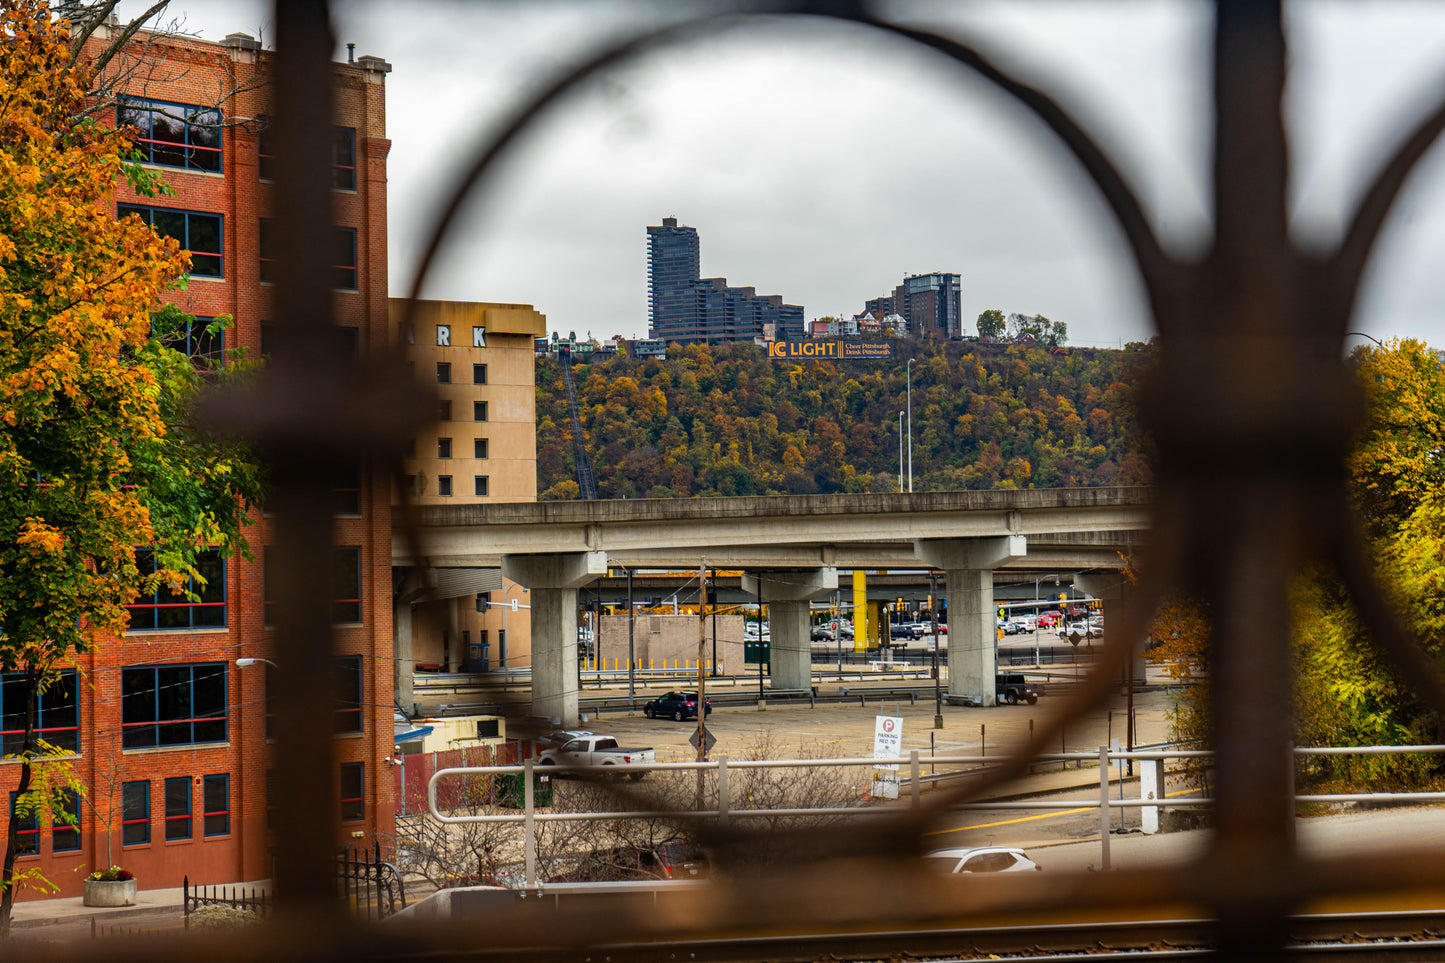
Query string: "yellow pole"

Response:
xmin=853 ymin=569 xmax=867 ymax=654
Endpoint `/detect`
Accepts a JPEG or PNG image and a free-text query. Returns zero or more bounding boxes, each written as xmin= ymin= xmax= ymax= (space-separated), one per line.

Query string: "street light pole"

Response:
xmin=906 ymin=357 xmax=915 ymax=493
xmin=898 ymin=410 xmax=905 ymax=492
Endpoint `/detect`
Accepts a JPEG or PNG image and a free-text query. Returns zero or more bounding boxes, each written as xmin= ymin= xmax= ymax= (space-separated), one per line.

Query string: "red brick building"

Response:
xmin=1 ymin=24 xmax=396 ymax=898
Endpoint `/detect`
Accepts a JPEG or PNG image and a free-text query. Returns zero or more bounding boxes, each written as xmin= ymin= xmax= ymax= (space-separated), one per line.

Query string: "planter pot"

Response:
xmin=82 ymin=878 xmax=137 ymax=907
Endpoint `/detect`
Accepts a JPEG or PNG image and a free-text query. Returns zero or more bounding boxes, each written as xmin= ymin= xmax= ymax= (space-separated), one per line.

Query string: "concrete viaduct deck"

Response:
xmin=392 ymin=487 xmax=1151 ymax=723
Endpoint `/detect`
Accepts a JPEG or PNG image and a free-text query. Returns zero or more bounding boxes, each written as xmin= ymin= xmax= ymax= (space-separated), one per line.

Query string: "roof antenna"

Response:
xmin=346 ymin=43 xmax=355 ymax=64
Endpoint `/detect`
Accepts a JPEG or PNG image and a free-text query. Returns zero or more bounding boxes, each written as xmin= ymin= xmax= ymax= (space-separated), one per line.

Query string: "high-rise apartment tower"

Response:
xmin=646 ymin=218 xmax=804 ymax=344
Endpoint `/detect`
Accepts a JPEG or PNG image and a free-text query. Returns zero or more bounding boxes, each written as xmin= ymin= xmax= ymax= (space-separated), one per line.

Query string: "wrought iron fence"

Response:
xmin=41 ymin=0 xmax=1445 ymax=959
xmin=183 ymin=876 xmax=272 ymax=925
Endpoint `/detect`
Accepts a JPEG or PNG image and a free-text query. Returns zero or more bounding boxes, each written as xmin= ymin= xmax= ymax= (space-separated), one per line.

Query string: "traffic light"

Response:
xmin=476 ymin=592 xmax=490 ymax=613
xmin=1089 ymin=599 xmax=1102 ymax=611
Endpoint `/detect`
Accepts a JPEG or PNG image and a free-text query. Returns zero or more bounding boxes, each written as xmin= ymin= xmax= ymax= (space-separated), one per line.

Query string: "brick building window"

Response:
xmin=474 ymin=476 xmax=489 ymax=497
xmin=160 ymin=316 xmax=223 ymax=363
xmin=340 ymin=763 xmax=364 ymax=822
xmin=117 ymin=97 xmax=221 ymax=173
xmin=259 ymin=220 xmax=358 ymax=290
xmin=164 ymin=776 xmax=191 ymax=840
xmin=437 ymin=437 xmax=451 ymax=459
xmin=436 ymin=362 xmax=451 ymax=384
xmin=8 ymin=792 xmax=38 ymax=856
xmin=264 ymin=547 xmax=361 ymax=625
xmin=122 ymin=781 xmax=149 ymax=846
xmin=326 ymin=461 xmax=362 ymax=515
xmin=472 ymin=363 xmax=487 ymax=385
xmin=1 ymin=669 xmax=79 ymax=754
xmin=332 ymin=547 xmax=362 ymax=624
xmin=265 ymin=770 xmax=276 ymax=830
xmin=335 ymin=656 xmax=363 ymax=734
xmin=437 ymin=475 xmax=453 ymax=497
xmin=52 ymin=790 xmax=80 ymax=852
xmin=203 ymin=774 xmax=229 ymax=837
xmin=473 ymin=438 xmax=488 ymax=459
xmin=332 ymin=227 xmax=358 ymax=290
xmin=120 ymin=663 xmax=227 ymax=749
xmin=439 ymin=400 xmax=452 ymax=421
xmin=126 ymin=548 xmax=225 ymax=631
xmin=473 ymin=401 xmax=487 ymax=422
xmin=118 ymin=205 xmax=222 ymax=277
xmin=332 ymin=127 xmax=357 ymax=190
xmin=259 ymin=123 xmax=356 ymax=188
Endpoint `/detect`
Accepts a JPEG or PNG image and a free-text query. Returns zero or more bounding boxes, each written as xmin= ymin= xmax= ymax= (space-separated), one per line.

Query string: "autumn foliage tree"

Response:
xmin=537 ymin=338 xmax=1150 ymax=501
xmin=1150 ymin=340 xmax=1445 ymax=792
xmin=0 ymin=2 xmax=260 ymax=926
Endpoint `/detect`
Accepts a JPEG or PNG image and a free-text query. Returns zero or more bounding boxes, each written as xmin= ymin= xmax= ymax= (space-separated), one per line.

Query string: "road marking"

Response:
xmin=923 ymin=787 xmax=1200 ymax=836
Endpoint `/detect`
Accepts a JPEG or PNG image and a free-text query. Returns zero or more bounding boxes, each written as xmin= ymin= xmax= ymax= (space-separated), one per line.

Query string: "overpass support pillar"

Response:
xmin=1074 ymin=572 xmax=1140 ymax=681
xmin=502 ymin=552 xmax=608 ymax=726
xmin=741 ymin=568 xmax=838 ymax=691
xmin=916 ymin=536 xmax=1027 ymax=707
xmin=395 ymin=594 xmax=414 ymax=715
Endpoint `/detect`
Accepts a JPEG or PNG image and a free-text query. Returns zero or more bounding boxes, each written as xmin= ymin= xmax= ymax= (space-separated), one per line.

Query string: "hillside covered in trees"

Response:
xmin=535 ymin=339 xmax=1153 ymax=501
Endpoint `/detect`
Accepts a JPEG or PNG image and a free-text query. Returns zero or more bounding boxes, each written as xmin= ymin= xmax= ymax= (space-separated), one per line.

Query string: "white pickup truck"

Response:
xmin=537 ymin=734 xmax=655 ymax=779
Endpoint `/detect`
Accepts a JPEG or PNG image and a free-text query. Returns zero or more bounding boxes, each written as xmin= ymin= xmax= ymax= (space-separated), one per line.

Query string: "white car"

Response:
xmin=1057 ymin=621 xmax=1092 ymax=638
xmin=924 ymin=846 xmax=1041 ymax=874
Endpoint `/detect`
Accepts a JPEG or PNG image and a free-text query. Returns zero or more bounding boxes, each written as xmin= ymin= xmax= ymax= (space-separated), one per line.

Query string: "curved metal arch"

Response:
xmin=397 ymin=5 xmax=1179 ymax=340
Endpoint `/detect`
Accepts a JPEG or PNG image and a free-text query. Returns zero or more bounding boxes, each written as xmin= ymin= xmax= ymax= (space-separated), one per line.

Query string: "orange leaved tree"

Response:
xmin=0 ymin=1 xmax=261 ymax=929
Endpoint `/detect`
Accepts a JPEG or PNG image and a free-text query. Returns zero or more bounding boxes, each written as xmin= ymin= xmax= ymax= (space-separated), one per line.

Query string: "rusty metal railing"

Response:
xmin=49 ymin=1 xmax=1445 ymax=961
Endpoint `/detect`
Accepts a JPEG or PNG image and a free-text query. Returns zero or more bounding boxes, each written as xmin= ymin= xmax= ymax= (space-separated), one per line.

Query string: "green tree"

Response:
xmin=975 ymin=308 xmax=1005 ymax=340
xmin=1007 ymin=312 xmax=1068 ymax=347
xmin=0 ymin=3 xmax=261 ymax=926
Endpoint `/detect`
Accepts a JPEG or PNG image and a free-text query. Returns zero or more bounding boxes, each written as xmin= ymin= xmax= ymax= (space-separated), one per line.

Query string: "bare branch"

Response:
xmin=89 ymin=1 xmax=172 ymax=77
xmin=66 ymin=0 xmax=124 ymax=59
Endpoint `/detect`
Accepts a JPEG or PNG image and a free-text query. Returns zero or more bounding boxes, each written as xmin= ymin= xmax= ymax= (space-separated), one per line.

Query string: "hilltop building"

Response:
xmin=862 ymin=272 xmax=962 ymax=339
xmin=646 ymin=218 xmax=804 ymax=344
xmin=0 ymin=22 xmax=396 ymax=899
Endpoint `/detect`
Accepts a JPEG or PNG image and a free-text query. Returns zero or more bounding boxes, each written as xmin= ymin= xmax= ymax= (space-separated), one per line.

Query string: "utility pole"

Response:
xmin=756 ymin=580 xmax=765 ymax=706
xmin=626 ymin=566 xmax=635 ymax=712
xmin=930 ymin=570 xmax=943 ymax=729
xmin=696 ymin=563 xmax=708 ymax=760
xmin=696 ymin=563 xmax=709 ymax=810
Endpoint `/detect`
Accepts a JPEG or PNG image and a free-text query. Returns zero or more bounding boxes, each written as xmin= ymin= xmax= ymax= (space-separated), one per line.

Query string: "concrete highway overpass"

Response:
xmin=392 ymin=487 xmax=1151 ymax=723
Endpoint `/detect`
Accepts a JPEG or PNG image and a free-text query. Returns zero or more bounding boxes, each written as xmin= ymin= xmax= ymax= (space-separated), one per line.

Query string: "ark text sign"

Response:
xmin=767 ymin=340 xmax=894 ymax=360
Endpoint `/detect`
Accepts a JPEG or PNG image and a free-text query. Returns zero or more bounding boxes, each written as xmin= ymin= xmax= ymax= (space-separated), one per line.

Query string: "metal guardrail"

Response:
xmin=427 ymin=744 xmax=1445 ymax=888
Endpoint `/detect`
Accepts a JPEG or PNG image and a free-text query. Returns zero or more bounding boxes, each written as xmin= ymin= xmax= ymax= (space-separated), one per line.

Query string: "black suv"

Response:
xmin=644 ymin=690 xmax=713 ymax=721
xmin=995 ymin=673 xmax=1039 ymax=705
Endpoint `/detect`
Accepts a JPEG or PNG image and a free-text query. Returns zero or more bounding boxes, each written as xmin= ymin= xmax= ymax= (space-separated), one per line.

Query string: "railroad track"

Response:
xmin=412 ymin=910 xmax=1445 ymax=962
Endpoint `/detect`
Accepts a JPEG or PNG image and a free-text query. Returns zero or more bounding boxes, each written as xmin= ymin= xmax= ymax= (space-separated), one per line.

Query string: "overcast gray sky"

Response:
xmin=115 ymin=1 xmax=1445 ymax=349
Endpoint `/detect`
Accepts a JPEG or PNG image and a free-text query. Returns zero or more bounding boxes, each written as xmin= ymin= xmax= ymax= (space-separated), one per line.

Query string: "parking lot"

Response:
xmin=583 ymin=680 xmax=1174 ymax=764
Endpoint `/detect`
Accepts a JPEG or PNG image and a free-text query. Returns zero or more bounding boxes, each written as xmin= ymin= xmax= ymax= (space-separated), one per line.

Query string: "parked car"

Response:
xmin=537 ymin=734 xmax=655 ymax=778
xmin=644 ymin=690 xmax=713 ymax=721
xmin=889 ymin=622 xmax=921 ymax=641
xmin=924 ymin=846 xmax=1041 ymax=874
xmin=558 ymin=841 xmax=710 ymax=882
xmin=995 ymin=673 xmax=1039 ymax=705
